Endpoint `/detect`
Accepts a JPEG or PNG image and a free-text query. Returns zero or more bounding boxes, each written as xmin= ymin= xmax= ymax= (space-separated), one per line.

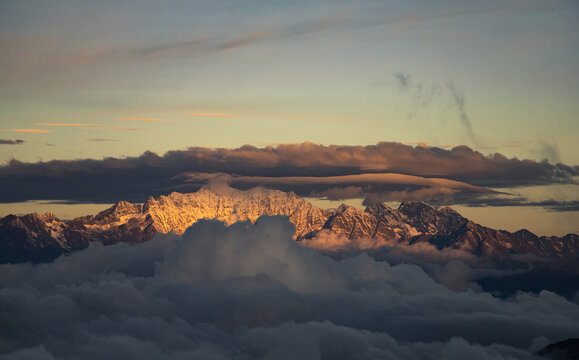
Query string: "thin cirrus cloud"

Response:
xmin=83 ymin=126 xmax=149 ymax=131
xmin=36 ymin=123 xmax=101 ymax=127
xmin=81 ymin=138 xmax=120 ymax=142
xmin=11 ymin=129 xmax=50 ymax=133
xmin=36 ymin=123 xmax=148 ymax=131
xmin=60 ymin=12 xmax=349 ymax=65
xmin=0 ymin=141 xmax=576 ymax=209
xmin=183 ymin=113 xmax=239 ymax=118
xmin=382 ymin=2 xmax=571 ymax=38
xmin=390 ymin=2 xmax=567 ymax=26
xmin=118 ymin=118 xmax=175 ymax=123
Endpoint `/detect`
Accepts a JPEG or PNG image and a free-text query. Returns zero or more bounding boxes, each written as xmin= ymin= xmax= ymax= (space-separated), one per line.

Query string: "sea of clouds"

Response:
xmin=1 ymin=216 xmax=578 ymax=359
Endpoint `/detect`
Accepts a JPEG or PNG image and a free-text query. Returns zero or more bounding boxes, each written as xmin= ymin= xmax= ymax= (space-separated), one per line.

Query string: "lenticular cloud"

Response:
xmin=0 ymin=216 xmax=577 ymax=359
xmin=2 ymin=141 xmax=577 ymax=204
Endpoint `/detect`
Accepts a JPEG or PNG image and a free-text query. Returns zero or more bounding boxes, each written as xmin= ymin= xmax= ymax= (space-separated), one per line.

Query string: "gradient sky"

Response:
xmin=1 ymin=0 xmax=578 ymax=235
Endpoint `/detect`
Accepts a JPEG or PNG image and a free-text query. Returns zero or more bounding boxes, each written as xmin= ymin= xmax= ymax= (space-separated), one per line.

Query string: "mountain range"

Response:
xmin=1 ymin=187 xmax=577 ymax=273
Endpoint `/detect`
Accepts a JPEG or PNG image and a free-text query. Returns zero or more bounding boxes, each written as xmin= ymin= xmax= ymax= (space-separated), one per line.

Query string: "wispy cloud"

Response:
xmin=393 ymin=72 xmax=410 ymax=89
xmin=0 ymin=139 xmax=24 ymax=145
xmin=84 ymin=126 xmax=149 ymax=131
xmin=36 ymin=123 xmax=149 ymax=131
xmin=386 ymin=2 xmax=566 ymax=34
xmin=391 ymin=72 xmax=443 ymax=113
xmin=451 ymin=195 xmax=579 ymax=213
xmin=61 ymin=12 xmax=350 ymax=65
xmin=118 ymin=118 xmax=174 ymax=123
xmin=183 ymin=113 xmax=239 ymax=118
xmin=36 ymin=123 xmax=101 ymax=127
xmin=446 ymin=81 xmax=480 ymax=146
xmin=392 ymin=73 xmax=482 ymax=146
xmin=81 ymin=138 xmax=120 ymax=142
xmin=12 ymin=129 xmax=50 ymax=133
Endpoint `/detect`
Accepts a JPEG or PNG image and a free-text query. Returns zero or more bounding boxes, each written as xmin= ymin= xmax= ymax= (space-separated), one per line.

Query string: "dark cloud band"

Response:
xmin=0 ymin=139 xmax=24 ymax=145
xmin=0 ymin=141 xmax=576 ymax=205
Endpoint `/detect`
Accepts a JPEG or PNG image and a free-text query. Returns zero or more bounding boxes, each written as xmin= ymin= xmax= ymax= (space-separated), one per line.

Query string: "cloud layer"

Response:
xmin=175 ymin=172 xmax=497 ymax=206
xmin=0 ymin=216 xmax=577 ymax=359
xmin=0 ymin=141 xmax=576 ymax=207
xmin=0 ymin=139 xmax=24 ymax=145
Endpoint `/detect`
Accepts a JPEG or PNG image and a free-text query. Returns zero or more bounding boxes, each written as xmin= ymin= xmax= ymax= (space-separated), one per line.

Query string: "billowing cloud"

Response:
xmin=0 ymin=139 xmax=24 ymax=145
xmin=301 ymin=230 xmax=541 ymax=294
xmin=0 ymin=141 xmax=576 ymax=205
xmin=533 ymin=142 xmax=562 ymax=164
xmin=0 ymin=217 xmax=576 ymax=358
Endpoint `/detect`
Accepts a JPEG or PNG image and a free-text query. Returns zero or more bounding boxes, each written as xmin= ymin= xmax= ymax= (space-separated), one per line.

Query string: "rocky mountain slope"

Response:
xmin=1 ymin=187 xmax=577 ymax=271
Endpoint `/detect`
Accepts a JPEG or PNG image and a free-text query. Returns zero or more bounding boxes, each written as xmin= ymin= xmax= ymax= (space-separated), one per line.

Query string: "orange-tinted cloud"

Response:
xmin=57 ymin=12 xmax=349 ymax=66
xmin=81 ymin=138 xmax=119 ymax=142
xmin=12 ymin=129 xmax=50 ymax=133
xmin=183 ymin=113 xmax=239 ymax=118
xmin=37 ymin=123 xmax=100 ymax=127
xmin=35 ymin=123 xmax=149 ymax=131
xmin=118 ymin=118 xmax=174 ymax=123
xmin=175 ymin=172 xmax=496 ymax=206
xmin=84 ymin=126 xmax=149 ymax=131
xmin=405 ymin=142 xmax=454 ymax=149
xmin=405 ymin=142 xmax=429 ymax=148
xmin=178 ymin=172 xmax=493 ymax=193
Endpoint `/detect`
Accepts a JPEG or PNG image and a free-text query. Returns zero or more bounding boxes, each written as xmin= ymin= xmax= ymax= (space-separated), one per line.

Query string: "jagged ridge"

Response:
xmin=0 ymin=187 xmax=577 ymax=271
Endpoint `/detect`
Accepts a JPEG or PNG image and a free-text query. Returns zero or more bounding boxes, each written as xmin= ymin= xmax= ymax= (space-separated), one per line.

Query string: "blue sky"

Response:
xmin=1 ymin=0 xmax=578 ymax=235
xmin=2 ymin=0 xmax=578 ymax=162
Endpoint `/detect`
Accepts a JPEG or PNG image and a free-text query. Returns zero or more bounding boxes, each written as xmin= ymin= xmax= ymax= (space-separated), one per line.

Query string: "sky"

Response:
xmin=0 ymin=0 xmax=578 ymax=235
